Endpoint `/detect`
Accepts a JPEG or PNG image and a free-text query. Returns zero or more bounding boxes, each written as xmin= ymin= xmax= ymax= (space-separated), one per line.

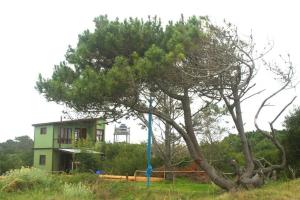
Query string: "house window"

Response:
xmin=40 ymin=127 xmax=47 ymax=135
xmin=74 ymin=128 xmax=87 ymax=141
xmin=65 ymin=128 xmax=72 ymax=144
xmin=96 ymin=129 xmax=104 ymax=142
xmin=39 ymin=155 xmax=46 ymax=165
xmin=58 ymin=128 xmax=72 ymax=144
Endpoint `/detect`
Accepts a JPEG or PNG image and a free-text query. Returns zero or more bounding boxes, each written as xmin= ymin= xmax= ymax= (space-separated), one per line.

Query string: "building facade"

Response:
xmin=33 ymin=118 xmax=105 ymax=172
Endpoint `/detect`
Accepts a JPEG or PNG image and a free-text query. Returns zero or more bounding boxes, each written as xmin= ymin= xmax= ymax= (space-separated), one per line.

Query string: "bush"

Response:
xmin=75 ymin=152 xmax=102 ymax=173
xmin=0 ymin=167 xmax=53 ymax=192
xmin=101 ymin=143 xmax=148 ymax=175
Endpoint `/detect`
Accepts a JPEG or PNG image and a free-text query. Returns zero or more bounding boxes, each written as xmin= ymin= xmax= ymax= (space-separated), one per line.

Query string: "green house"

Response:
xmin=33 ymin=118 xmax=105 ymax=172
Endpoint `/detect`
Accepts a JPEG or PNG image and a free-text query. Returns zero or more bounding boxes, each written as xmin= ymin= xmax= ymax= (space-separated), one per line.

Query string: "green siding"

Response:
xmin=52 ymin=150 xmax=60 ymax=171
xmin=52 ymin=121 xmax=97 ymax=148
xmin=34 ymin=125 xmax=54 ymax=148
xmin=33 ymin=149 xmax=53 ymax=171
xmin=96 ymin=119 xmax=105 ymax=130
xmin=33 ymin=118 xmax=105 ymax=172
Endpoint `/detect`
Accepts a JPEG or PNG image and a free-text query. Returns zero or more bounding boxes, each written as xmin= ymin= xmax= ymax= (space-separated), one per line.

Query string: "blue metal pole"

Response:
xmin=146 ymin=96 xmax=153 ymax=188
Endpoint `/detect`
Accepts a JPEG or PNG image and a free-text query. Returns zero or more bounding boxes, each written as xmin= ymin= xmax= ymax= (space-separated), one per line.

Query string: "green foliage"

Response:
xmin=91 ymin=178 xmax=219 ymax=200
xmin=101 ymin=143 xmax=163 ymax=175
xmin=36 ymin=16 xmax=224 ymax=119
xmin=74 ymin=152 xmax=102 ymax=172
xmin=217 ymin=179 xmax=300 ymax=200
xmin=0 ymin=171 xmax=219 ymax=200
xmin=0 ymin=136 xmax=33 ymax=175
xmin=0 ymin=175 xmax=300 ymax=200
xmin=70 ymin=142 xmax=162 ymax=175
xmin=201 ymin=132 xmax=284 ymax=173
xmin=1 ymin=167 xmax=299 ymax=200
xmin=283 ymin=107 xmax=300 ymax=176
xmin=0 ymin=167 xmax=53 ymax=192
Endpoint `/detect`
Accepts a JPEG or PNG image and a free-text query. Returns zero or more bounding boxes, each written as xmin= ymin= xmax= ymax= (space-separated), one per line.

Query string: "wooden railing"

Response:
xmin=134 ymin=170 xmax=206 ymax=180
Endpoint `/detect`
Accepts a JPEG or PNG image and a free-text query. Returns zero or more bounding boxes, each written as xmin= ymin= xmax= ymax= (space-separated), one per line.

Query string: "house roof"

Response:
xmin=32 ymin=118 xmax=101 ymax=126
xmin=59 ymin=148 xmax=103 ymax=154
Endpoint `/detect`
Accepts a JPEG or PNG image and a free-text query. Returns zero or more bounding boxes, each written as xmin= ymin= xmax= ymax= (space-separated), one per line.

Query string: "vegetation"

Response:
xmin=0 ymin=167 xmax=299 ymax=200
xmin=283 ymin=107 xmax=300 ymax=177
xmin=217 ymin=179 xmax=300 ymax=200
xmin=36 ymin=15 xmax=296 ymax=190
xmin=0 ymin=136 xmax=33 ymax=175
xmin=0 ymin=168 xmax=93 ymax=199
xmin=200 ymin=131 xmax=287 ymax=174
xmin=73 ymin=143 xmax=163 ymax=175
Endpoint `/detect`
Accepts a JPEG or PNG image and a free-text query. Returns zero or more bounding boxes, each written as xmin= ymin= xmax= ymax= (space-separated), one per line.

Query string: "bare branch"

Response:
xmin=241 ymin=89 xmax=265 ymax=103
xmin=270 ymin=96 xmax=297 ymax=125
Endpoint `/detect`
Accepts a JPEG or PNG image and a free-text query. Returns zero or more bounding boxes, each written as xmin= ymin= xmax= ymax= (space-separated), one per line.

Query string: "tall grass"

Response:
xmin=0 ymin=167 xmax=299 ymax=200
xmin=217 ymin=179 xmax=300 ymax=200
xmin=63 ymin=182 xmax=93 ymax=199
xmin=0 ymin=167 xmax=53 ymax=192
xmin=0 ymin=168 xmax=95 ymax=199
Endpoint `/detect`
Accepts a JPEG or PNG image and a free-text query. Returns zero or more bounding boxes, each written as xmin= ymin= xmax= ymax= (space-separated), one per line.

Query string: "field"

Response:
xmin=0 ymin=168 xmax=299 ymax=200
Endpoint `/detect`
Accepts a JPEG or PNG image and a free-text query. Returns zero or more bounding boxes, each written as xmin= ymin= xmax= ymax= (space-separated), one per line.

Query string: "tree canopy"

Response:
xmin=0 ymin=136 xmax=33 ymax=174
xmin=283 ymin=107 xmax=300 ymax=177
xmin=36 ymin=15 xmax=295 ymax=191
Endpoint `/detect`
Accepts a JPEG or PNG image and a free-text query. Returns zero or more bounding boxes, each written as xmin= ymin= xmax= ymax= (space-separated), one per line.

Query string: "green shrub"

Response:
xmin=74 ymin=152 xmax=102 ymax=172
xmin=0 ymin=167 xmax=53 ymax=192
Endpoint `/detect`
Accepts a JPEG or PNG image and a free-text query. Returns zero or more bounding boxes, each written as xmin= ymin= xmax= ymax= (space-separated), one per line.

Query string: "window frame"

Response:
xmin=96 ymin=129 xmax=104 ymax=142
xmin=58 ymin=128 xmax=72 ymax=144
xmin=39 ymin=155 xmax=46 ymax=165
xmin=74 ymin=128 xmax=87 ymax=141
xmin=40 ymin=127 xmax=47 ymax=135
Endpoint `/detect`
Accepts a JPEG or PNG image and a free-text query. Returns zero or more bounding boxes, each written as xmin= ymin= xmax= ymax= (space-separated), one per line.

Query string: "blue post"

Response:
xmin=146 ymin=96 xmax=153 ymax=188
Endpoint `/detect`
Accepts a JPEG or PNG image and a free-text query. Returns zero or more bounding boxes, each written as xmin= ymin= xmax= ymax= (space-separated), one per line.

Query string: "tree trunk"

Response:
xmin=164 ymin=123 xmax=173 ymax=180
xmin=181 ymin=90 xmax=237 ymax=191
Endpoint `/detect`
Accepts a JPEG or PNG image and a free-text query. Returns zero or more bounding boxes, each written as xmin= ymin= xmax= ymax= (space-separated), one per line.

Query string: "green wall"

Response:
xmin=52 ymin=150 xmax=60 ymax=171
xmin=34 ymin=125 xmax=54 ymax=148
xmin=33 ymin=118 xmax=105 ymax=172
xmin=33 ymin=149 xmax=53 ymax=171
xmin=96 ymin=119 xmax=105 ymax=129
xmin=34 ymin=119 xmax=106 ymax=149
xmin=52 ymin=121 xmax=97 ymax=148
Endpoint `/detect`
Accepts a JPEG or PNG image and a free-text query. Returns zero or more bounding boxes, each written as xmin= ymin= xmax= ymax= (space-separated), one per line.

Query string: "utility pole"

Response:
xmin=146 ymin=96 xmax=153 ymax=187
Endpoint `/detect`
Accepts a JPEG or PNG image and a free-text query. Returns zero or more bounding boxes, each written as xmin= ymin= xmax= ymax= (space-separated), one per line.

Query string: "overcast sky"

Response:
xmin=0 ymin=0 xmax=299 ymax=143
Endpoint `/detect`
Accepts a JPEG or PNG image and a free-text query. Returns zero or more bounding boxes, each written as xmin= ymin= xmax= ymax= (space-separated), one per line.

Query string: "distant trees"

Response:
xmin=204 ymin=131 xmax=285 ymax=174
xmin=283 ymin=107 xmax=300 ymax=178
xmin=0 ymin=136 xmax=33 ymax=174
xmin=75 ymin=143 xmax=163 ymax=175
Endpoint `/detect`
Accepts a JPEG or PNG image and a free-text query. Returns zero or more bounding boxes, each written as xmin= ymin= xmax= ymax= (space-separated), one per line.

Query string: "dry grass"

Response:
xmin=217 ymin=179 xmax=300 ymax=200
xmin=1 ymin=169 xmax=299 ymax=200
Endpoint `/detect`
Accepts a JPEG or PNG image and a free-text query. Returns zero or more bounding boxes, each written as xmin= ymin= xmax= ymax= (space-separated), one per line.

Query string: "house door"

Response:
xmin=81 ymin=128 xmax=87 ymax=139
xmin=59 ymin=152 xmax=73 ymax=172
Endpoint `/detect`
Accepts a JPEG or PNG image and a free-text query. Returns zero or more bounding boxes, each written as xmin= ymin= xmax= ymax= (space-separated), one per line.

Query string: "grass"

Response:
xmin=92 ymin=178 xmax=220 ymax=200
xmin=217 ymin=179 xmax=300 ymax=200
xmin=0 ymin=168 xmax=299 ymax=200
